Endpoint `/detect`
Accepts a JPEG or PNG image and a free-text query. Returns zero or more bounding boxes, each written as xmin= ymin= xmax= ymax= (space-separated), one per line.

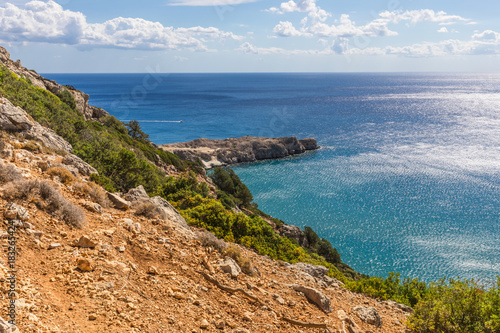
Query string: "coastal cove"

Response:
xmin=44 ymin=72 xmax=500 ymax=282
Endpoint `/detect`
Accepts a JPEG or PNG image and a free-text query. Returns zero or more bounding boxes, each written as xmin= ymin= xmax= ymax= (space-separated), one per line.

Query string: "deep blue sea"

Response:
xmin=44 ymin=73 xmax=500 ymax=282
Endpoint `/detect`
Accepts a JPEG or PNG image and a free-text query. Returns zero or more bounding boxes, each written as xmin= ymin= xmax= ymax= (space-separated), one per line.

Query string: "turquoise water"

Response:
xmin=45 ymin=73 xmax=500 ymax=281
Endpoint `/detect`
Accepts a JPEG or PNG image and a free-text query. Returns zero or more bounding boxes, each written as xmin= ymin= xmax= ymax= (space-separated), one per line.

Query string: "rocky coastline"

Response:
xmin=160 ymin=136 xmax=319 ymax=168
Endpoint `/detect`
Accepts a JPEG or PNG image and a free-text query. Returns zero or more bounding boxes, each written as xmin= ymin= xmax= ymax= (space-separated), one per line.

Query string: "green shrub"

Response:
xmin=346 ymin=272 xmax=427 ymax=307
xmin=408 ymin=277 xmax=500 ymax=333
xmin=210 ymin=166 xmax=253 ymax=207
xmin=57 ymin=89 xmax=76 ymax=110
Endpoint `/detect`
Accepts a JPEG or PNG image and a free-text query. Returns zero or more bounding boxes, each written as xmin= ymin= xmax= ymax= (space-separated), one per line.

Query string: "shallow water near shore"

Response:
xmin=45 ymin=72 xmax=500 ymax=282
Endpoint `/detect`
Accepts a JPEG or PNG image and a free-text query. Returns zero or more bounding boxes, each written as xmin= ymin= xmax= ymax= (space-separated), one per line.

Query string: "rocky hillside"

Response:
xmin=0 ymin=46 xmax=412 ymax=333
xmin=0 ymin=46 xmax=107 ymax=121
xmin=161 ymin=136 xmax=319 ymax=168
xmin=0 ymin=130 xmax=411 ymax=333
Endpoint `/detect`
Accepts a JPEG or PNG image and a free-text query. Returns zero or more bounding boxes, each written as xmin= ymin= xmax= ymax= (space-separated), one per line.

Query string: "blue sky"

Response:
xmin=0 ymin=0 xmax=499 ymax=72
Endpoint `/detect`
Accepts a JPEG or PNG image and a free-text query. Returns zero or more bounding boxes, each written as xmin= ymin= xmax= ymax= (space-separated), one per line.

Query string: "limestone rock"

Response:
xmin=4 ymin=203 xmax=29 ymax=221
xmin=88 ymin=105 xmax=109 ymax=119
xmin=337 ymin=309 xmax=349 ymax=321
xmin=160 ymin=136 xmax=319 ymax=167
xmin=352 ymin=306 xmax=382 ymax=327
xmin=122 ymin=186 xmax=192 ymax=232
xmin=278 ymin=224 xmax=308 ymax=247
xmin=152 ymin=196 xmax=190 ymax=229
xmin=200 ymin=319 xmax=209 ymax=329
xmin=292 ymin=284 xmax=332 ymax=313
xmin=25 ymin=122 xmax=73 ymax=152
xmin=147 ymin=266 xmax=159 ymax=275
xmin=78 ymin=235 xmax=97 ymax=248
xmin=62 ymin=154 xmax=98 ymax=176
xmin=385 ymin=300 xmax=413 ymax=313
xmin=291 ymin=262 xmax=328 ymax=279
xmin=122 ymin=219 xmax=141 ymax=234
xmin=77 ymin=258 xmax=95 ymax=272
xmin=219 ymin=257 xmax=241 ymax=278
xmin=107 ymin=192 xmax=130 ymax=210
xmin=124 ymin=185 xmax=149 ymax=202
xmin=81 ymin=201 xmax=103 ymax=214
xmin=0 ymin=315 xmax=20 ymax=333
xmin=0 ymin=98 xmax=34 ymax=131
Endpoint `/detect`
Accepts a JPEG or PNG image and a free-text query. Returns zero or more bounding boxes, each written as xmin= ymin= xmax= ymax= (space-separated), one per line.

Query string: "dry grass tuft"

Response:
xmin=73 ymin=181 xmax=110 ymax=208
xmin=3 ymin=179 xmax=86 ymax=228
xmin=133 ymin=201 xmax=165 ymax=219
xmin=46 ymin=166 xmax=76 ymax=185
xmin=0 ymin=163 xmax=23 ymax=184
xmin=196 ymin=230 xmax=227 ymax=252
xmin=223 ymin=245 xmax=255 ymax=276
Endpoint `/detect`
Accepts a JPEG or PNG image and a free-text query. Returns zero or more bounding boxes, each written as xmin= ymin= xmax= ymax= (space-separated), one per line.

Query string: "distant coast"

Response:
xmin=160 ymin=136 xmax=319 ymax=168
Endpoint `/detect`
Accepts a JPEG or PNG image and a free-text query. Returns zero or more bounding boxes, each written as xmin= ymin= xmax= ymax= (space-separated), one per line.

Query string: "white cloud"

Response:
xmin=267 ymin=4 xmax=470 ymax=40
xmin=438 ymin=27 xmax=448 ymax=33
xmin=347 ymin=30 xmax=500 ymax=57
xmin=378 ymin=9 xmax=469 ymax=25
xmin=168 ymin=0 xmax=260 ymax=6
xmin=239 ymin=29 xmax=500 ymax=58
xmin=0 ymin=1 xmax=86 ymax=44
xmin=273 ymin=21 xmax=306 ymax=37
xmin=472 ymin=30 xmax=500 ymax=42
xmin=0 ymin=1 xmax=243 ymax=50
xmin=271 ymin=13 xmax=397 ymax=38
xmin=237 ymin=41 xmax=324 ymax=55
xmin=267 ymin=0 xmax=329 ymax=22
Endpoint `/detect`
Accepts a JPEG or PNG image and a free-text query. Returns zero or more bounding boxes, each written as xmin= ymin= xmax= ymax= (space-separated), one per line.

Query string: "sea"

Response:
xmin=44 ymin=73 xmax=500 ymax=283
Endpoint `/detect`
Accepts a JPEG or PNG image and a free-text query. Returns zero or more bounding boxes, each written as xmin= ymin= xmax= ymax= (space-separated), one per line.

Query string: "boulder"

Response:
xmin=4 ymin=203 xmax=29 ymax=221
xmin=292 ymin=285 xmax=332 ymax=313
xmin=78 ymin=235 xmax=97 ymax=248
xmin=0 ymin=315 xmax=20 ymax=333
xmin=122 ymin=219 xmax=141 ymax=234
xmin=124 ymin=185 xmax=149 ymax=202
xmin=0 ymin=98 xmax=34 ymax=131
xmin=107 ymin=192 xmax=130 ymax=210
xmin=62 ymin=154 xmax=98 ymax=176
xmin=291 ymin=262 xmax=328 ymax=279
xmin=150 ymin=196 xmax=190 ymax=230
xmin=25 ymin=123 xmax=72 ymax=152
xmin=352 ymin=306 xmax=382 ymax=327
xmin=77 ymin=258 xmax=95 ymax=272
xmin=219 ymin=257 xmax=241 ymax=278
xmin=278 ymin=224 xmax=308 ymax=247
xmin=81 ymin=201 xmax=103 ymax=214
xmin=124 ymin=186 xmax=191 ymax=231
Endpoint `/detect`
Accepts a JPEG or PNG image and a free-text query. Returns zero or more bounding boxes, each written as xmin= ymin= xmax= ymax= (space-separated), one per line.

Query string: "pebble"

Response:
xmin=200 ymin=319 xmax=209 ymax=329
xmin=77 ymin=258 xmax=95 ymax=272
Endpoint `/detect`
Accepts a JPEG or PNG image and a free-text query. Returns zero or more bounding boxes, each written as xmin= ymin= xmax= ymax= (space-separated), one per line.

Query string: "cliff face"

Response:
xmin=161 ymin=136 xmax=319 ymax=168
xmin=0 ymin=46 xmax=107 ymax=120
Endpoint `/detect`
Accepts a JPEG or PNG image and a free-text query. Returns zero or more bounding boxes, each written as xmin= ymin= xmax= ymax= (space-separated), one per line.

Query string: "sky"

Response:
xmin=0 ymin=0 xmax=500 ymax=72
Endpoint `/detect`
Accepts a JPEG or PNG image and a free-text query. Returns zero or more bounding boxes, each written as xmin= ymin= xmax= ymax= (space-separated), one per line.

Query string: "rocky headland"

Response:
xmin=160 ymin=136 xmax=319 ymax=168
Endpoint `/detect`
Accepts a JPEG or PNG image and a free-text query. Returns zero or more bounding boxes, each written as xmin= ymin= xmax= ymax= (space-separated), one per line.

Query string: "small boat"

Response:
xmin=180 ymin=120 xmax=183 ymax=123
